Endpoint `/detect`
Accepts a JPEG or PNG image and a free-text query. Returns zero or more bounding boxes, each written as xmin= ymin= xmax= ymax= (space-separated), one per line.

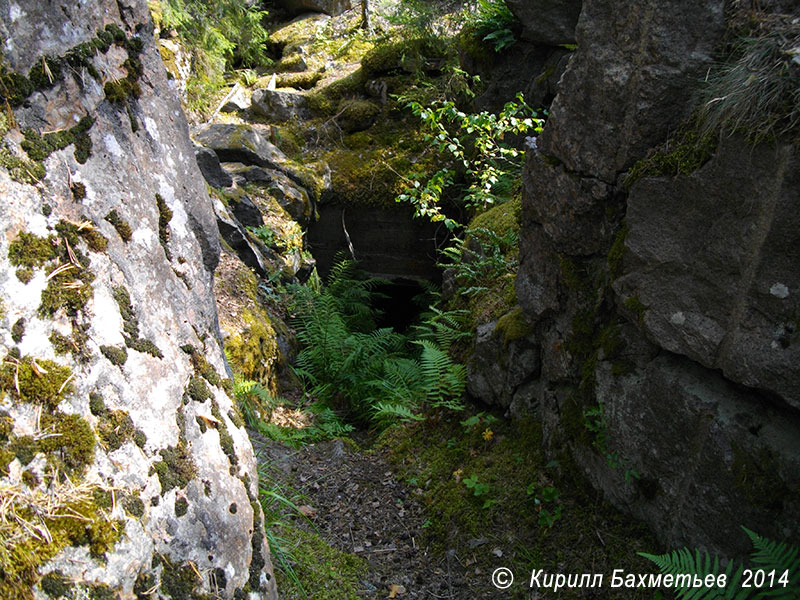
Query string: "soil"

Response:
xmin=252 ymin=431 xmax=511 ymax=600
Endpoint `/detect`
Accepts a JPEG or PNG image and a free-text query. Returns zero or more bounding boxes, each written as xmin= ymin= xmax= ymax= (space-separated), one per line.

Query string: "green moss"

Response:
xmin=0 ymin=411 xmax=12 ymax=441
xmin=11 ymin=318 xmax=25 ymax=343
xmin=111 ymin=285 xmax=162 ymax=357
xmin=0 ymin=447 xmax=14 ymax=476
xmin=225 ymin=310 xmax=280 ymax=389
xmin=100 ymin=345 xmax=128 ymax=367
xmin=122 ymin=492 xmax=145 ymax=518
xmin=40 ymin=571 xmax=72 ymax=598
xmin=467 ymin=196 xmax=521 ymax=235
xmin=93 ymin=488 xmax=114 ymax=510
xmin=71 ymin=181 xmax=86 ymax=201
xmin=104 ymin=210 xmax=132 ymax=242
xmin=97 ymin=409 xmax=135 ymax=451
xmin=39 ymin=412 xmax=95 ymax=475
xmin=361 ymin=37 xmax=446 ymax=77
xmin=79 ymin=226 xmax=108 ymax=253
xmin=133 ymin=429 xmax=147 ymax=448
xmin=128 ymin=337 xmax=163 ymax=359
xmin=10 ymin=435 xmax=37 ymax=466
xmin=157 ymin=554 xmax=201 ymax=600
xmin=0 ymin=354 xmax=73 ymax=408
xmin=20 ymin=116 xmax=95 ymax=165
xmin=494 ymin=306 xmax=532 ymax=345
xmin=134 ymin=572 xmax=155 ymax=600
xmin=21 ymin=469 xmax=39 ymax=488
xmin=623 ymin=295 xmax=647 ymax=324
xmin=155 ymin=193 xmax=173 ymax=261
xmin=277 ymin=71 xmax=322 ymax=90
xmin=112 ymin=286 xmax=138 ymax=339
xmin=0 ymin=67 xmax=33 ymax=107
xmin=104 ymin=78 xmax=141 ymax=103
xmin=15 ymin=267 xmax=33 ymax=283
xmin=8 ymin=232 xmax=57 ymax=268
xmin=39 ymin=268 xmax=95 ymax=317
xmin=272 ymin=525 xmax=368 ymax=600
xmin=181 ymin=344 xmax=222 ymax=387
xmin=211 ymin=399 xmax=237 ymax=468
xmin=0 ymin=145 xmax=46 ymax=183
xmin=597 ymin=323 xmax=625 ymax=360
xmin=89 ymin=583 xmax=116 ymax=600
xmin=626 ymin=125 xmax=716 ymax=188
xmin=153 ymin=443 xmax=196 ymax=493
xmin=174 ymin=496 xmax=189 ymax=517
xmin=185 ymin=376 xmax=211 ymax=403
xmin=607 ymin=223 xmax=629 ymax=280
xmin=336 ymin=98 xmax=380 ymax=133
xmin=42 ymin=204 xmax=53 ymax=217
xmin=89 ymin=392 xmax=106 ymax=416
xmin=1 ymin=480 xmax=121 ymax=596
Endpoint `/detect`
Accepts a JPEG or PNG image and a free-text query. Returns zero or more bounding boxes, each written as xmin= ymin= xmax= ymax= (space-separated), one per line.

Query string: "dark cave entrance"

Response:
xmin=372 ymin=278 xmax=431 ymax=333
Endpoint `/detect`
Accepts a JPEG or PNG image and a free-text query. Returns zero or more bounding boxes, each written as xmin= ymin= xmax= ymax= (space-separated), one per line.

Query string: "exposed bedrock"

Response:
xmin=468 ymin=0 xmax=800 ymax=556
xmin=0 ymin=1 xmax=277 ymax=597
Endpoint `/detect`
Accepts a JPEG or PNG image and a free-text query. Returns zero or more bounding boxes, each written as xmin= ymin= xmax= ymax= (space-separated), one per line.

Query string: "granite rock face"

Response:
xmin=511 ymin=0 xmax=800 ymax=557
xmin=616 ymin=137 xmax=800 ymax=410
xmin=539 ymin=0 xmax=726 ymax=182
xmin=0 ymin=2 xmax=277 ymax=598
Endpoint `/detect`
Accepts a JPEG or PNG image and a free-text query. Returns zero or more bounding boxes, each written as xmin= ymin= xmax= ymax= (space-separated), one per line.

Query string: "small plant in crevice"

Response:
xmin=527 ymin=483 xmax=562 ymax=528
xmin=583 ymin=403 xmax=640 ymax=484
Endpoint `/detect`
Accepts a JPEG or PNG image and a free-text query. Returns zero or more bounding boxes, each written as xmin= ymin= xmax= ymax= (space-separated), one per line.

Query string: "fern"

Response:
xmin=415 ymin=339 xmax=466 ymax=410
xmin=371 ymin=401 xmax=424 ymax=425
xmin=639 ymin=528 xmax=800 ymax=600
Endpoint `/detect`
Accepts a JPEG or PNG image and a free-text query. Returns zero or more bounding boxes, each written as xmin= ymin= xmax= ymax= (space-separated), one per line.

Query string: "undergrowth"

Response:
xmin=288 ymin=259 xmax=467 ymax=426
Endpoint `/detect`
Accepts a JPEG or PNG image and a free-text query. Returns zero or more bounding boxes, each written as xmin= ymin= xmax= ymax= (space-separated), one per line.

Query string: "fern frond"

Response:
xmin=371 ymin=401 xmax=423 ymax=425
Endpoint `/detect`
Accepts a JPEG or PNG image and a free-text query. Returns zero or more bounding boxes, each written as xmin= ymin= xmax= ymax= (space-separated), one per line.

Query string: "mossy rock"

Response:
xmin=277 ymin=71 xmax=322 ymax=90
xmin=467 ymin=196 xmax=521 ymax=238
xmin=361 ymin=37 xmax=447 ymax=77
xmin=495 ymin=306 xmax=533 ymax=345
xmin=336 ymin=98 xmax=380 ymax=133
xmin=0 ymin=355 xmax=73 ymax=408
xmin=225 ymin=310 xmax=281 ymax=392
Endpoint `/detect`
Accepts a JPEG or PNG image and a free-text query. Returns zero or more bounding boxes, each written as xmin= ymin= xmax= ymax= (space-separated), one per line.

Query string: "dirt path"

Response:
xmin=251 ymin=432 xmax=506 ymax=600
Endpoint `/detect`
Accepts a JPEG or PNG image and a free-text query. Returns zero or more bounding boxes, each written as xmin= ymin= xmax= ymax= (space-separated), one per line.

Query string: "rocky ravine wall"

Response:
xmin=0 ymin=1 xmax=277 ymax=598
xmin=472 ymin=0 xmax=800 ymax=556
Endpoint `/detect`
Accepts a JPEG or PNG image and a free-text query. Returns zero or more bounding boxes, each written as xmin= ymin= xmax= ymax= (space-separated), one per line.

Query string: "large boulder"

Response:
xmin=513 ymin=0 xmax=800 ymax=559
xmin=251 ymin=88 xmax=311 ymax=122
xmin=589 ymin=354 xmax=800 ymax=554
xmin=195 ymin=123 xmax=287 ymax=169
xmin=0 ymin=2 xmax=277 ymax=598
xmin=539 ymin=0 xmax=726 ymax=182
xmin=615 ymin=137 xmax=800 ymax=411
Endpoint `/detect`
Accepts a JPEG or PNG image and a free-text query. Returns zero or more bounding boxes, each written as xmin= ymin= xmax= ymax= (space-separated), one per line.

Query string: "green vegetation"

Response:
xmin=697 ymin=17 xmax=800 ymax=143
xmin=289 ymin=259 xmax=466 ymax=426
xmin=641 ymin=527 xmax=799 ymax=599
xmin=105 ymin=210 xmax=133 ymax=242
xmin=396 ymin=94 xmax=542 ymax=229
xmin=379 ymin=412 xmax=659 ymax=598
xmin=462 ymin=0 xmax=517 ymax=53
xmin=149 ymin=0 xmax=270 ymax=113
